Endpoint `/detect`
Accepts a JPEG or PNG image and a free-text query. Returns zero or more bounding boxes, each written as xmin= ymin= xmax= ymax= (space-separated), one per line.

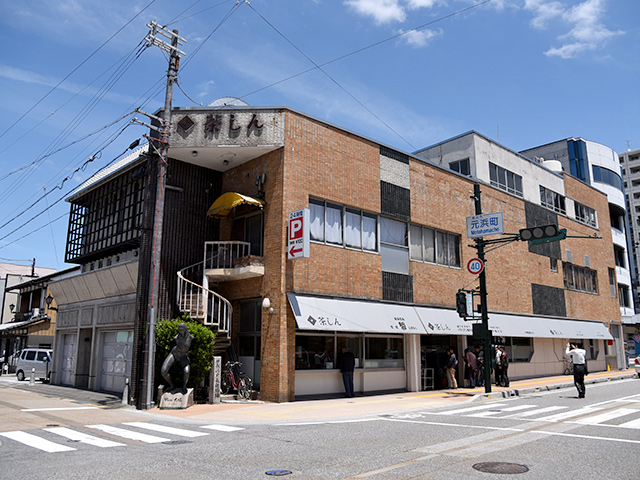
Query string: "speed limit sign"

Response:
xmin=467 ymin=257 xmax=484 ymax=275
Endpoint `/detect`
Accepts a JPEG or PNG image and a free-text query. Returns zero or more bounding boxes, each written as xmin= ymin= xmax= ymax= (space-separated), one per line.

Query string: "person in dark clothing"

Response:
xmin=338 ymin=347 xmax=355 ymax=397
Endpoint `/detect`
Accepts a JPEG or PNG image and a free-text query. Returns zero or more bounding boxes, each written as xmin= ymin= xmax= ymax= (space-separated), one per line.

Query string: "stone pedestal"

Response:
xmin=159 ymin=388 xmax=194 ymax=409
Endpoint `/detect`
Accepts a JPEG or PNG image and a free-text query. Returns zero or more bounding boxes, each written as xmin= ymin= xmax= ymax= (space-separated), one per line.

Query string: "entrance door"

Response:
xmin=238 ymin=300 xmax=261 ymax=389
xmin=100 ymin=331 xmax=133 ymax=392
xmin=60 ymin=334 xmax=77 ymax=386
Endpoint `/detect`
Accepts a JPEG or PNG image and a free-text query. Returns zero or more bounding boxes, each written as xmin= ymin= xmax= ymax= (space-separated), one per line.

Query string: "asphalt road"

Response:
xmin=1 ymin=377 xmax=639 ymax=479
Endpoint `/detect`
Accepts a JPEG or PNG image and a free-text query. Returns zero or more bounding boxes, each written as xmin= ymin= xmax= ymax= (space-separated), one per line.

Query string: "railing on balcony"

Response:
xmin=176 ymin=261 xmax=232 ymax=333
xmin=204 ymin=241 xmax=252 ymax=270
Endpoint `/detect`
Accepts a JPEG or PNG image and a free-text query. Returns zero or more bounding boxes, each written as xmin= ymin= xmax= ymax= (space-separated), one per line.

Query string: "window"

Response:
xmin=25 ymin=351 xmax=36 ymax=361
xmin=618 ymin=284 xmax=631 ymax=308
xmin=380 ymin=217 xmax=409 ymax=273
xmin=295 ymin=335 xmax=335 ymax=370
xmin=608 ymin=268 xmax=616 ymax=298
xmin=550 ymin=258 xmax=558 ymax=272
xmin=449 ymin=159 xmax=470 ymax=176
xmin=563 ymin=262 xmax=598 ymax=294
xmin=409 ymin=224 xmax=460 ymax=268
xmin=574 ymin=201 xmax=597 ymax=228
xmin=310 ymin=199 xmax=377 ymax=252
xmin=540 ymin=186 xmax=566 ymax=214
xmin=364 ymin=337 xmax=404 ymax=368
xmin=592 ymin=165 xmax=623 ymax=192
xmin=489 ymin=162 xmax=523 ymax=197
xmin=614 ymin=246 xmax=627 ymax=268
xmin=502 ymin=337 xmax=534 ymax=363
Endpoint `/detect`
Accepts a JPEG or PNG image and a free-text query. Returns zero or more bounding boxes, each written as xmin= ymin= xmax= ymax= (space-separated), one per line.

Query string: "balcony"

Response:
xmin=204 ymin=241 xmax=264 ymax=282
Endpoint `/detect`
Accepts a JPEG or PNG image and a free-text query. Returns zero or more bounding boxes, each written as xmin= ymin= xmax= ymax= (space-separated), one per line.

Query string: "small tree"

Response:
xmin=155 ymin=314 xmax=216 ymax=388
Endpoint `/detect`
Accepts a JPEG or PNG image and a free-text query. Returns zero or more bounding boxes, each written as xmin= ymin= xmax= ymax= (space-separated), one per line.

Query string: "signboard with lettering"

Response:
xmin=288 ymin=209 xmax=310 ymax=259
xmin=466 ymin=212 xmax=504 ymax=238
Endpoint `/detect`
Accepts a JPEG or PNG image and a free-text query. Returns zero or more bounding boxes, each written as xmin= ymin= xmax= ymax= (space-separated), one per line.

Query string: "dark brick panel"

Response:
xmin=524 ymin=201 xmax=561 ymax=260
xmin=381 ymin=181 xmax=411 ymax=220
xmin=531 ymin=283 xmax=566 ymax=317
xmin=382 ymin=271 xmax=414 ymax=303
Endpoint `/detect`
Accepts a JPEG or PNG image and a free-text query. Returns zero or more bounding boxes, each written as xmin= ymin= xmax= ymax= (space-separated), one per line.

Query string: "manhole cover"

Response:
xmin=46 ymin=424 xmax=60 ymax=427
xmin=472 ymin=462 xmax=529 ymax=474
xmin=265 ymin=470 xmax=293 ymax=476
xmin=162 ymin=440 xmax=192 ymax=445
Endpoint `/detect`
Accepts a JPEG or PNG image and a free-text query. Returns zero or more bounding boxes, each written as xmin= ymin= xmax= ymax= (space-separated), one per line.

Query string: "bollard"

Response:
xmin=122 ymin=378 xmax=129 ymax=405
xmin=29 ymin=367 xmax=36 ymax=386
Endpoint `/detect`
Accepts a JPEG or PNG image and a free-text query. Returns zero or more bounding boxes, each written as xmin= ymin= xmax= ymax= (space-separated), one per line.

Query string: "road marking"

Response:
xmin=534 ymin=406 xmax=603 ymax=422
xmin=200 ymin=424 xmax=245 ymax=432
xmin=276 ymin=419 xmax=381 ymax=426
xmin=503 ymin=406 xmax=567 ymax=418
xmin=0 ymin=431 xmax=76 ymax=453
xmin=123 ymin=422 xmax=209 ymax=438
xmin=381 ymin=417 xmax=525 ymax=433
xmin=572 ymin=408 xmax=639 ymax=425
xmin=44 ymin=427 xmax=125 ymax=447
xmin=432 ymin=402 xmax=508 ymax=416
xmin=533 ymin=430 xmax=640 ymax=445
xmin=618 ymin=417 xmax=640 ymax=429
xmin=20 ymin=406 xmax=99 ymax=412
xmin=87 ymin=424 xmax=168 ymax=443
xmin=469 ymin=405 xmax=537 ymax=417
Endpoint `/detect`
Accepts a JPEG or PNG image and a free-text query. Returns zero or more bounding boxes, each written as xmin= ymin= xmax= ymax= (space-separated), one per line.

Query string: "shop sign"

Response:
xmin=288 ymin=209 xmax=310 ymax=259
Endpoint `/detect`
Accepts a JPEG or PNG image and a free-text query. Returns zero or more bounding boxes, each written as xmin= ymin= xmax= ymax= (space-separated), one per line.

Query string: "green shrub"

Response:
xmin=155 ymin=315 xmax=216 ymax=388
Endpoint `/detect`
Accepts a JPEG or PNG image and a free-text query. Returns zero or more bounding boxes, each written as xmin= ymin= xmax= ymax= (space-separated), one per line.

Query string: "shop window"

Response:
xmin=365 ymin=336 xmax=404 ymax=368
xmin=295 ymin=335 xmax=335 ymax=370
xmin=502 ymin=337 xmax=533 ymax=363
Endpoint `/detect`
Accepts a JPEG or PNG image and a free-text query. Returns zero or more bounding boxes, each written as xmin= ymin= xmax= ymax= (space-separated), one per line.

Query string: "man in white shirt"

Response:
xmin=566 ymin=342 xmax=587 ymax=398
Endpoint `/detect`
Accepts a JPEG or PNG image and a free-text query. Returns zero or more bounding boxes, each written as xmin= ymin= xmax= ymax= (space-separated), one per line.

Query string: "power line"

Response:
xmin=247 ymin=2 xmax=416 ymax=150
xmin=240 ymin=0 xmax=493 ymax=100
xmin=0 ymin=0 xmax=159 ymax=143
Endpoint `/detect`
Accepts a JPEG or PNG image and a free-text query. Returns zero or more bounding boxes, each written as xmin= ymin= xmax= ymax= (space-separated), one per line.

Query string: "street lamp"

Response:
xmin=9 ymin=304 xmax=14 ymax=313
xmin=45 ymin=294 xmax=57 ymax=311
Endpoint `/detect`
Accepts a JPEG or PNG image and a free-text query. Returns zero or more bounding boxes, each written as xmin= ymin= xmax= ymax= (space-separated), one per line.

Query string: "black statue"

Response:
xmin=160 ymin=322 xmax=194 ymax=394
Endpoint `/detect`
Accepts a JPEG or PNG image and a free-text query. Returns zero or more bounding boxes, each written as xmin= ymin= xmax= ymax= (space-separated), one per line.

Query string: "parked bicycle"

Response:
xmin=221 ymin=361 xmax=253 ymax=399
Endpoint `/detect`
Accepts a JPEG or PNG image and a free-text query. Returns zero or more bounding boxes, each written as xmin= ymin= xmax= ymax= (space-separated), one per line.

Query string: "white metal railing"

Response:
xmin=176 ymin=261 xmax=232 ymax=332
xmin=204 ymin=241 xmax=251 ymax=270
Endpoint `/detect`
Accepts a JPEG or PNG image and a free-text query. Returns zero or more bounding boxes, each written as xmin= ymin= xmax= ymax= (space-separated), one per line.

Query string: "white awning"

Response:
xmin=414 ymin=306 xmax=473 ymax=336
xmin=489 ymin=313 xmax=612 ymax=340
xmin=288 ymin=294 xmax=426 ymax=334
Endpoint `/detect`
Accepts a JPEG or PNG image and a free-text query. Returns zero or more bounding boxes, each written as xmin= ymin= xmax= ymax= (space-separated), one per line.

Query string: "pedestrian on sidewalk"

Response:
xmin=338 ymin=347 xmax=355 ymax=398
xmin=474 ymin=345 xmax=484 ymax=387
xmin=446 ymin=347 xmax=458 ymax=389
xmin=465 ymin=348 xmax=477 ymax=388
xmin=494 ymin=346 xmax=503 ymax=386
xmin=566 ymin=342 xmax=587 ymax=398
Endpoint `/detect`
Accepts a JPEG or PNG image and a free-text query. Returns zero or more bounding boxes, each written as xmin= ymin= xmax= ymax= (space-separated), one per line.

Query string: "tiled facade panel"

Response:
xmin=382 ymin=272 xmax=413 ymax=303
xmin=380 ymin=181 xmax=411 ymax=220
xmin=531 ymin=283 xmax=567 ymax=317
xmin=524 ymin=202 xmax=561 ymax=259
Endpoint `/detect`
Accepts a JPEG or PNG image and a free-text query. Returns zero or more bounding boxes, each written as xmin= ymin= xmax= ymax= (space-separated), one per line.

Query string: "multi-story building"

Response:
xmin=51 ymin=106 xmax=621 ymax=406
xmin=618 ymin=147 xmax=640 ymax=361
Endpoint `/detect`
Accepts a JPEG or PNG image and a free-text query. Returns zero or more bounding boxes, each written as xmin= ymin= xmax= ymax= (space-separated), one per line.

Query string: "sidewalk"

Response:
xmin=2 ymin=370 xmax=636 ymax=425
xmin=149 ymin=369 xmax=638 ymax=424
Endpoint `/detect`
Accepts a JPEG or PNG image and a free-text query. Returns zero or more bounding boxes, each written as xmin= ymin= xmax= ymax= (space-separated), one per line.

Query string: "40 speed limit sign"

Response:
xmin=467 ymin=257 xmax=484 ymax=275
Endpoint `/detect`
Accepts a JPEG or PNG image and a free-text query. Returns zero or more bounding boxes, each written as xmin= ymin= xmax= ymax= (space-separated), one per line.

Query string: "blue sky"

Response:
xmin=0 ymin=0 xmax=638 ymax=271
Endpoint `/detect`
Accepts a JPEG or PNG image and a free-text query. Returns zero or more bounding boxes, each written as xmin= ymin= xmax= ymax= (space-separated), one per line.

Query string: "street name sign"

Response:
xmin=466 ymin=212 xmax=504 ymax=238
xmin=288 ymin=208 xmax=310 ymax=259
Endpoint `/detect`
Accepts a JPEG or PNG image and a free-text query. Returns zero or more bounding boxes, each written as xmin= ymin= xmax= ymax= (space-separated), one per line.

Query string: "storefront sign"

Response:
xmin=288 ymin=209 xmax=310 ymax=259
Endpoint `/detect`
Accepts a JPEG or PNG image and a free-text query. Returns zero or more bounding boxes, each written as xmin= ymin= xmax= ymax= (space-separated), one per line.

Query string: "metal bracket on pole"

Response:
xmin=145 ymin=21 xmax=186 ymax=56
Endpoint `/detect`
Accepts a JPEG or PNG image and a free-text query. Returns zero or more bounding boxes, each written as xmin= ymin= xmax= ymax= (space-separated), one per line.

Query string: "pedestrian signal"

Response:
xmin=519 ymin=224 xmax=566 ymax=245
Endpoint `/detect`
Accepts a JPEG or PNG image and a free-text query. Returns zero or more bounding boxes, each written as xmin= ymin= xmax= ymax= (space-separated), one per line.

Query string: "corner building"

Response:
xmin=53 ymin=106 xmax=621 ymax=403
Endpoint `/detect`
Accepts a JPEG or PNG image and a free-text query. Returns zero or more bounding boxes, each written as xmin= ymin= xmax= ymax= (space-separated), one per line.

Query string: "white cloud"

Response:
xmin=406 ymin=0 xmax=440 ymax=9
xmin=524 ymin=0 xmax=624 ymax=59
xmin=344 ymin=0 xmax=406 ymax=24
xmin=401 ymin=28 xmax=443 ymax=47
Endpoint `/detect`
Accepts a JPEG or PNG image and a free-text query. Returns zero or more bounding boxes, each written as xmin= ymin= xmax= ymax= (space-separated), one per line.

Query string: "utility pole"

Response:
xmin=472 ymin=184 xmax=493 ymax=393
xmin=141 ymin=22 xmax=186 ymax=409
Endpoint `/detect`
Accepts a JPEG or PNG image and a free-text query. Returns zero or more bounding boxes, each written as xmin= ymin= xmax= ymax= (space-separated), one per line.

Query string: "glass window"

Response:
xmin=325 ymin=203 xmax=343 ymax=244
xmin=449 ymin=159 xmax=470 ymax=176
xmin=563 ymin=262 xmax=598 ymax=294
xmin=337 ymin=336 xmax=362 ymax=368
xmin=540 ymin=186 xmax=566 ymax=215
xmin=380 ymin=217 xmax=407 ymax=246
xmin=362 ymin=213 xmax=377 ymax=251
xmin=345 ymin=209 xmax=362 ymax=248
xmin=295 ymin=335 xmax=335 ymax=370
xmin=364 ymin=337 xmax=404 ymax=368
xmin=26 ymin=351 xmax=36 ymax=361
xmin=574 ymin=201 xmax=597 ymax=228
xmin=381 ymin=243 xmax=410 ymax=274
xmin=36 ymin=351 xmax=48 ymax=362
xmin=310 ymin=200 xmax=325 ymax=242
xmin=505 ymin=337 xmax=534 ymax=362
xmin=423 ymin=228 xmax=435 ymax=263
xmin=409 ymin=224 xmax=423 ymax=261
xmin=447 ymin=234 xmax=461 ymax=268
xmin=489 ymin=162 xmax=523 ymax=197
xmin=436 ymin=231 xmax=446 ymax=265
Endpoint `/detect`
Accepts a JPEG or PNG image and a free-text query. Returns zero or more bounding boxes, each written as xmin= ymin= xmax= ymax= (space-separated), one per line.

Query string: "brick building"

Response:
xmin=51 ymin=105 xmax=622 ymax=405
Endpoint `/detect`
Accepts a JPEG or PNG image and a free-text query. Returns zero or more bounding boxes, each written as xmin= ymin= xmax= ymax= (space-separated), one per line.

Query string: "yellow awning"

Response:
xmin=207 ymin=192 xmax=264 ymax=218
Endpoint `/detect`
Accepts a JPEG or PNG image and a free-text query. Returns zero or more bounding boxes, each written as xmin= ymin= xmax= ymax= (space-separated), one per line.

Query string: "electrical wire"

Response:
xmin=0 ymin=0 xmax=159 ymax=143
xmin=247 ymin=3 xmax=416 ymax=150
xmin=240 ymin=0 xmax=493 ymax=100
xmin=168 ymin=0 xmax=236 ymax=26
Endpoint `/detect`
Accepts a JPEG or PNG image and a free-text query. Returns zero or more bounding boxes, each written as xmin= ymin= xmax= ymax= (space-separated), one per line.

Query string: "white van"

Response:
xmin=16 ymin=349 xmax=53 ymax=382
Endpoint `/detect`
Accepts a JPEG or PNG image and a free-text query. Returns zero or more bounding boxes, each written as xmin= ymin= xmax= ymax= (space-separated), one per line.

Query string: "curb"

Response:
xmin=483 ymin=372 xmax=637 ymax=400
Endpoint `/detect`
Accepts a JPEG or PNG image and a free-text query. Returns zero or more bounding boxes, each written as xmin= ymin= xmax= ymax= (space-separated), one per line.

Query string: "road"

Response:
xmin=1 ymin=376 xmax=639 ymax=479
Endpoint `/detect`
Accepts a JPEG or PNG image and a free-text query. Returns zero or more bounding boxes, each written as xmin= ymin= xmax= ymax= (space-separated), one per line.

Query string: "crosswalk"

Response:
xmin=0 ymin=421 xmax=244 ymax=453
xmin=419 ymin=401 xmax=640 ymax=429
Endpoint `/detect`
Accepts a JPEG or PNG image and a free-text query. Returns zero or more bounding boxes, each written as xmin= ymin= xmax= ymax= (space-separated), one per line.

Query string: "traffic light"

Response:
xmin=519 ymin=224 xmax=567 ymax=245
xmin=456 ymin=290 xmax=467 ymax=318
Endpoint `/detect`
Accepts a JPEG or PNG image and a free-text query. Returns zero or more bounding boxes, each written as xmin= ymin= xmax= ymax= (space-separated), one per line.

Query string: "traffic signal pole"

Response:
xmin=472 ymin=184 xmax=493 ymax=393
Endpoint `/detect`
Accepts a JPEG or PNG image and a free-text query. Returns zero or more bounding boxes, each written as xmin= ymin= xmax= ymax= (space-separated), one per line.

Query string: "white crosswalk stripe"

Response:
xmin=0 ymin=431 xmax=76 ymax=453
xmin=468 ymin=405 xmax=538 ymax=417
xmin=572 ymin=408 xmax=639 ymax=426
xmin=86 ymin=424 xmax=170 ymax=443
xmin=534 ymin=406 xmax=604 ymax=422
xmin=201 ymin=424 xmax=245 ymax=432
xmin=44 ymin=427 xmax=126 ymax=447
xmin=618 ymin=417 xmax=640 ymax=429
xmin=503 ymin=406 xmax=567 ymax=418
xmin=432 ymin=403 xmax=509 ymax=416
xmin=123 ymin=422 xmax=209 ymax=437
